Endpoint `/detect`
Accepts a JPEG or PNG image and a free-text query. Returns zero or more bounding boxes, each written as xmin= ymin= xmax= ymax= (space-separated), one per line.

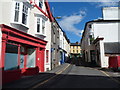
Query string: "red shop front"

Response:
xmin=0 ymin=24 xmax=47 ymax=84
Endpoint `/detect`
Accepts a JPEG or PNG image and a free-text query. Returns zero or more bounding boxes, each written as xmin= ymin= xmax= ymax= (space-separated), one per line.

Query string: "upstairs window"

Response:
xmin=22 ymin=4 xmax=28 ymax=25
xmin=42 ymin=19 xmax=45 ymax=34
xmin=14 ymin=2 xmax=29 ymax=26
xmin=37 ymin=18 xmax=41 ymax=33
xmin=36 ymin=17 xmax=46 ymax=35
xmin=14 ymin=2 xmax=20 ymax=22
xmin=39 ymin=0 xmax=43 ymax=8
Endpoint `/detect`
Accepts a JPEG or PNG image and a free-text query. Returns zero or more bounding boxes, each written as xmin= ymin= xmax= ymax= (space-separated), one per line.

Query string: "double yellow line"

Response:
xmin=86 ymin=67 xmax=120 ymax=85
xmin=30 ymin=64 xmax=70 ymax=89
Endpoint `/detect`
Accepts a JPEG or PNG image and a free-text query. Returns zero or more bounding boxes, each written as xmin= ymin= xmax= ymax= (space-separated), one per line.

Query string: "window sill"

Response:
xmin=11 ymin=22 xmax=29 ymax=30
xmin=35 ymin=33 xmax=46 ymax=38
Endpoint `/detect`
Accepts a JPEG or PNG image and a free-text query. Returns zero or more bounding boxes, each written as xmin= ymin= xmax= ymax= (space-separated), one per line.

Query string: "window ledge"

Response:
xmin=35 ymin=33 xmax=46 ymax=38
xmin=11 ymin=22 xmax=29 ymax=30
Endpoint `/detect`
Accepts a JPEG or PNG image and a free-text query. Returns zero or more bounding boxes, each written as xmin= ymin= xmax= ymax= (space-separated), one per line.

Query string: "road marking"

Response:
xmin=30 ymin=64 xmax=70 ymax=89
xmin=80 ymin=66 xmax=120 ymax=85
xmin=100 ymin=70 xmax=120 ymax=85
xmin=55 ymin=64 xmax=70 ymax=74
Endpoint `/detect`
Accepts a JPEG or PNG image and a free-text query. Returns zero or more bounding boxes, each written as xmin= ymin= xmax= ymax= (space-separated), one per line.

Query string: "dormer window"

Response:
xmin=39 ymin=0 xmax=43 ymax=8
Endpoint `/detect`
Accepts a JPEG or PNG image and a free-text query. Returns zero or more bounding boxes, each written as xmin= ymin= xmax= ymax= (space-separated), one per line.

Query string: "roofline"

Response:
xmin=30 ymin=0 xmax=54 ymax=22
xmin=52 ymin=17 xmax=71 ymax=43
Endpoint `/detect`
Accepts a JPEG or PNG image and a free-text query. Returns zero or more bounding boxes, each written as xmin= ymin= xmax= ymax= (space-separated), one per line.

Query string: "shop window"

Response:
xmin=4 ymin=44 xmax=18 ymax=71
xmin=20 ymin=46 xmax=25 ymax=69
xmin=27 ymin=48 xmax=36 ymax=68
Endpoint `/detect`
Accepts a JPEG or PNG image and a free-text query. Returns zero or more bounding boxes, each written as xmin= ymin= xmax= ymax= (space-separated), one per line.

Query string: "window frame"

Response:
xmin=14 ymin=2 xmax=20 ymax=22
xmin=37 ymin=18 xmax=41 ymax=33
xmin=22 ymin=4 xmax=28 ymax=25
xmin=42 ymin=19 xmax=45 ymax=34
xmin=36 ymin=17 xmax=46 ymax=35
xmin=4 ymin=42 xmax=19 ymax=71
xmin=13 ymin=1 xmax=29 ymax=27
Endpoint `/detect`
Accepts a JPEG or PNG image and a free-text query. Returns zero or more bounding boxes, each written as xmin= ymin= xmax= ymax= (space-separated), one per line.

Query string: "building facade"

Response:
xmin=51 ymin=18 xmax=60 ymax=69
xmin=81 ymin=7 xmax=120 ymax=68
xmin=70 ymin=42 xmax=81 ymax=58
xmin=0 ymin=0 xmax=53 ymax=84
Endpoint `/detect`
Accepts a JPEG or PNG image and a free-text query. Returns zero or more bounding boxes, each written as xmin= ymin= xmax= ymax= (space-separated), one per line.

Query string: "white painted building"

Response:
xmin=0 ymin=0 xmax=53 ymax=72
xmin=81 ymin=7 xmax=120 ymax=68
xmin=63 ymin=33 xmax=70 ymax=61
xmin=58 ymin=26 xmax=70 ymax=64
xmin=28 ymin=0 xmax=52 ymax=71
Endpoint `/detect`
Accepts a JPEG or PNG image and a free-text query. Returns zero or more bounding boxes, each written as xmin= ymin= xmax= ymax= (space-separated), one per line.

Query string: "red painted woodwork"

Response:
xmin=41 ymin=50 xmax=45 ymax=72
xmin=1 ymin=37 xmax=6 ymax=69
xmin=45 ymin=0 xmax=54 ymax=22
xmin=1 ymin=24 xmax=47 ymax=84
xmin=34 ymin=4 xmax=49 ymax=18
xmin=1 ymin=25 xmax=47 ymax=44
xmin=30 ymin=0 xmax=54 ymax=22
xmin=118 ymin=56 xmax=120 ymax=68
xmin=37 ymin=49 xmax=45 ymax=72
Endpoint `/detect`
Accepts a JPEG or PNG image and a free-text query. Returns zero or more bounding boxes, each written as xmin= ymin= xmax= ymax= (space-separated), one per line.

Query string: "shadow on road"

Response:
xmin=3 ymin=71 xmax=120 ymax=88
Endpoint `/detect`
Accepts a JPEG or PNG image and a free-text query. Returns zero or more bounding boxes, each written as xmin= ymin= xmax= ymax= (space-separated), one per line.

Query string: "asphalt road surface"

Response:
xmin=31 ymin=64 xmax=120 ymax=88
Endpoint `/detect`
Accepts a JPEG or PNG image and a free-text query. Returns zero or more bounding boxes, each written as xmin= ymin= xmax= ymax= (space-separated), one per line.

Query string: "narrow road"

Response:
xmin=31 ymin=64 xmax=120 ymax=88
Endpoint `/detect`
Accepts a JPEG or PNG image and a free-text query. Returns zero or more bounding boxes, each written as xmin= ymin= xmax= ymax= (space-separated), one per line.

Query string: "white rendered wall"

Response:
xmin=0 ymin=1 xmax=13 ymax=25
xmin=93 ymin=23 xmax=119 ymax=42
xmin=103 ymin=7 xmax=120 ymax=20
xmin=99 ymin=41 xmax=108 ymax=68
xmin=44 ymin=20 xmax=51 ymax=71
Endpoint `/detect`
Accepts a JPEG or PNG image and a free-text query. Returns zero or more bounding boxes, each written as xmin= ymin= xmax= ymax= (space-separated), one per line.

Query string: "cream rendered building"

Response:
xmin=70 ymin=42 xmax=81 ymax=57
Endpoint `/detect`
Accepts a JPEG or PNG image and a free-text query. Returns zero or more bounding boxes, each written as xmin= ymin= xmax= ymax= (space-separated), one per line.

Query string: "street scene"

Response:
xmin=2 ymin=61 xmax=120 ymax=88
xmin=0 ymin=0 xmax=120 ymax=89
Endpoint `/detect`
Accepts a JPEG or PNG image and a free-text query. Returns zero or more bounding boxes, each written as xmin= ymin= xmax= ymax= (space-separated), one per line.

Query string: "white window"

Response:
xmin=14 ymin=2 xmax=29 ymax=26
xmin=42 ymin=19 xmax=45 ymax=34
xmin=37 ymin=18 xmax=41 ymax=33
xmin=14 ymin=2 xmax=20 ymax=22
xmin=39 ymin=0 xmax=43 ymax=8
xmin=36 ymin=17 xmax=46 ymax=35
xmin=22 ymin=4 xmax=28 ymax=25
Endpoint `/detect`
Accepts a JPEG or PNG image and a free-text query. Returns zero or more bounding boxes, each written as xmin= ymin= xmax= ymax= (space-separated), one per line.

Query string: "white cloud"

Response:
xmin=59 ymin=10 xmax=86 ymax=37
xmin=95 ymin=0 xmax=119 ymax=7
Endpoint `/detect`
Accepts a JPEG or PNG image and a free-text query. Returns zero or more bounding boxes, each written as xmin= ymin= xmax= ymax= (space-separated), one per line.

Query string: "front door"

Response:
xmin=37 ymin=49 xmax=44 ymax=72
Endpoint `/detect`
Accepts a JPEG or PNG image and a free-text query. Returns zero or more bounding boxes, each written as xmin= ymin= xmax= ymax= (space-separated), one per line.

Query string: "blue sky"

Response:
xmin=49 ymin=1 xmax=119 ymax=43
